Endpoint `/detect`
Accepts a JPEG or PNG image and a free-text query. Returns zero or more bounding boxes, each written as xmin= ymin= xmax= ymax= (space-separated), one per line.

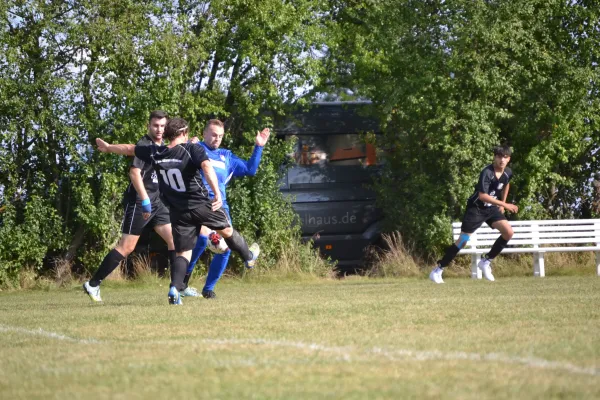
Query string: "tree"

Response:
xmin=0 ymin=0 xmax=332 ymax=284
xmin=322 ymin=0 xmax=600 ymax=255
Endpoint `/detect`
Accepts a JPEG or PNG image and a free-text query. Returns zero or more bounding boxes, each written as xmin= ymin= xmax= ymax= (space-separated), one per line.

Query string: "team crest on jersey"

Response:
xmin=220 ymin=155 xmax=226 ymax=161
xmin=151 ymin=171 xmax=158 ymax=183
xmin=497 ymin=183 xmax=504 ymax=190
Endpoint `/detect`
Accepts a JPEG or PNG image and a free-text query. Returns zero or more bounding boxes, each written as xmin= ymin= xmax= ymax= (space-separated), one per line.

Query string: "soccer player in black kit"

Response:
xmin=95 ymin=118 xmax=259 ymax=304
xmin=83 ymin=110 xmax=175 ymax=302
xmin=429 ymin=145 xmax=519 ymax=284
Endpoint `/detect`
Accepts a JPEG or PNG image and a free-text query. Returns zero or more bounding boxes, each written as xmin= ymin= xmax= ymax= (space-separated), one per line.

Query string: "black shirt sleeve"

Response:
xmin=130 ymin=155 xmax=146 ymax=170
xmin=189 ymin=144 xmax=209 ymax=167
xmin=134 ymin=145 xmax=153 ymax=163
xmin=505 ymin=167 xmax=513 ymax=182
xmin=475 ymin=168 xmax=494 ymax=194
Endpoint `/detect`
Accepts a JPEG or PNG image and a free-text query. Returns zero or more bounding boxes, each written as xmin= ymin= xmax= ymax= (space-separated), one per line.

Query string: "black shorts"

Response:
xmin=170 ymin=203 xmax=232 ymax=252
xmin=121 ymin=199 xmax=170 ymax=235
xmin=460 ymin=206 xmax=507 ymax=234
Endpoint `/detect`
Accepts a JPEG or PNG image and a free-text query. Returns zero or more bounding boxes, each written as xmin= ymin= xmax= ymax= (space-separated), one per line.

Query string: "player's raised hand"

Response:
xmin=255 ymin=128 xmax=271 ymax=147
xmin=96 ymin=138 xmax=110 ymax=152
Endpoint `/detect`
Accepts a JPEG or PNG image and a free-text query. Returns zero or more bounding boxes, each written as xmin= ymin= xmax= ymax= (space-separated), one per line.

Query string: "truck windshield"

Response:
xmin=287 ymin=134 xmax=379 ymax=168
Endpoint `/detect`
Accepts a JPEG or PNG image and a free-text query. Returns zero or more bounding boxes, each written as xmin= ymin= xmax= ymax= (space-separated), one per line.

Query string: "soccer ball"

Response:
xmin=207 ymin=231 xmax=228 ymax=254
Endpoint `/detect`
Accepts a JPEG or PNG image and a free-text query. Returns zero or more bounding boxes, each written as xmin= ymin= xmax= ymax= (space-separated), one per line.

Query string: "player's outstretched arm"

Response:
xmin=230 ymin=128 xmax=271 ymax=178
xmin=95 ymin=138 xmax=135 ymax=156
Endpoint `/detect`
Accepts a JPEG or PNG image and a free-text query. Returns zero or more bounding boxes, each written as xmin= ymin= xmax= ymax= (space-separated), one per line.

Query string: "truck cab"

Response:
xmin=275 ymin=102 xmax=384 ymax=269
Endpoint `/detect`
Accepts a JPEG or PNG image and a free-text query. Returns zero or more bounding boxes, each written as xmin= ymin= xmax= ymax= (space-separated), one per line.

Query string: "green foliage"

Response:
xmin=323 ymin=0 xmax=600 ymax=255
xmin=3 ymin=0 xmax=599 ymax=282
xmin=0 ymin=0 xmax=331 ymax=283
xmin=0 ymin=195 xmax=67 ymax=287
xmin=71 ymin=168 xmax=124 ymax=271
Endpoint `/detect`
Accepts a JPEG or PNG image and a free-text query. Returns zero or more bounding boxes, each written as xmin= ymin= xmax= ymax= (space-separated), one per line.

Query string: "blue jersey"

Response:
xmin=197 ymin=142 xmax=264 ymax=205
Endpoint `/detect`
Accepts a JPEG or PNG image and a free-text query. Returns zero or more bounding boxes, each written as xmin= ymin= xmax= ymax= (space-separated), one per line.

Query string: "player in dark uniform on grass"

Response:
xmin=83 ymin=110 xmax=175 ymax=302
xmin=95 ymin=117 xmax=259 ymax=305
xmin=429 ymin=145 xmax=519 ymax=284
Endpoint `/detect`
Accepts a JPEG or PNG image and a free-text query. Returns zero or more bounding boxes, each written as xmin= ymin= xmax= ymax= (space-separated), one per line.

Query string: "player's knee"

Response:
xmin=219 ymin=227 xmax=233 ymax=238
xmin=115 ymin=243 xmax=134 ymax=256
xmin=455 ymin=233 xmax=471 ymax=249
xmin=117 ymin=234 xmax=140 ymax=255
xmin=503 ymin=228 xmax=514 ymax=240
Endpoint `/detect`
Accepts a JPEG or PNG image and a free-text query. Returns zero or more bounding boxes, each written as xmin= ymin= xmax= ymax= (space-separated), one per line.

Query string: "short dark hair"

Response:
xmin=203 ymin=119 xmax=224 ymax=132
xmin=149 ymin=110 xmax=168 ymax=122
xmin=493 ymin=145 xmax=513 ymax=157
xmin=165 ymin=117 xmax=188 ymax=141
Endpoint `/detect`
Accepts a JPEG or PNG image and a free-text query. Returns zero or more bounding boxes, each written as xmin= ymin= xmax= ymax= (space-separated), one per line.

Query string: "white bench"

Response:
xmin=453 ymin=219 xmax=600 ymax=278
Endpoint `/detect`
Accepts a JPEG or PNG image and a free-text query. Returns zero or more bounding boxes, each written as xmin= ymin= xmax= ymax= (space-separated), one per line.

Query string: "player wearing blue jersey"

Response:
xmin=181 ymin=119 xmax=270 ymax=299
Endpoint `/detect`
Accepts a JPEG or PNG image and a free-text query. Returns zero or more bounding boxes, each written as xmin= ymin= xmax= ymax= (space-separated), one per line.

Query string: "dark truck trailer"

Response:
xmin=274 ymin=102 xmax=384 ymax=268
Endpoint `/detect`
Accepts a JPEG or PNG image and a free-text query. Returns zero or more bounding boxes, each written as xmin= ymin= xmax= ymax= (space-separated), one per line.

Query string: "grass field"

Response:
xmin=1 ymin=275 xmax=599 ymax=399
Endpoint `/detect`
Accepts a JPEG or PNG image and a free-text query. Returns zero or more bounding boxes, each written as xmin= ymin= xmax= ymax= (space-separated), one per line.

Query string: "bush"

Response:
xmin=0 ymin=196 xmax=68 ymax=288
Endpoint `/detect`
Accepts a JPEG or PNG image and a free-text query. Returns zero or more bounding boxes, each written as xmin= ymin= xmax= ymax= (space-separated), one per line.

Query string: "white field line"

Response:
xmin=0 ymin=324 xmax=99 ymax=344
xmin=0 ymin=325 xmax=597 ymax=376
xmin=199 ymin=338 xmax=599 ymax=377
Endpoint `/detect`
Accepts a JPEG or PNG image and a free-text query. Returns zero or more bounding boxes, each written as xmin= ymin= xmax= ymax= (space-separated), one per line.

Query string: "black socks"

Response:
xmin=89 ymin=249 xmax=126 ymax=287
xmin=437 ymin=235 xmax=509 ymax=270
xmin=171 ymin=256 xmax=189 ymax=291
xmin=438 ymin=244 xmax=460 ymax=268
xmin=168 ymin=250 xmax=176 ymax=269
xmin=486 ymin=236 xmax=509 ymax=260
xmin=223 ymin=229 xmax=252 ymax=261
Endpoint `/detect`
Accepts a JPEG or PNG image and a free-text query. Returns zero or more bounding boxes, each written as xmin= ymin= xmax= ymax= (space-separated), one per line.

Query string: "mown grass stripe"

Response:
xmin=2 ymin=324 xmax=596 ymax=376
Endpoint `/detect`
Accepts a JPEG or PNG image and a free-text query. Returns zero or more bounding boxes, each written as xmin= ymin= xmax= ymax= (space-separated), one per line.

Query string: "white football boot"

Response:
xmin=429 ymin=266 xmax=445 ymax=284
xmin=478 ymin=258 xmax=495 ymax=281
xmin=83 ymin=281 xmax=102 ymax=302
xmin=181 ymin=287 xmax=200 ymax=297
xmin=245 ymin=243 xmax=260 ymax=268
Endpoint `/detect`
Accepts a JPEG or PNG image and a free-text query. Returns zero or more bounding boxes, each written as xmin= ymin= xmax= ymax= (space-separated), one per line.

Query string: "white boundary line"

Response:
xmin=0 ymin=324 xmax=100 ymax=344
xmin=1 ymin=325 xmax=597 ymax=376
xmin=198 ymin=338 xmax=599 ymax=377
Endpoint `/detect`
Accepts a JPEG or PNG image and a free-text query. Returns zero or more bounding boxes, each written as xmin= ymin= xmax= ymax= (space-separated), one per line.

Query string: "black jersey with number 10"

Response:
xmin=134 ymin=143 xmax=210 ymax=211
